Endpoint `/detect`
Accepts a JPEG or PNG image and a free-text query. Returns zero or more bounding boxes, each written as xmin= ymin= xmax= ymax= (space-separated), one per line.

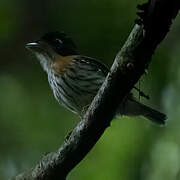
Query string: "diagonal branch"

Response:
xmin=12 ymin=0 xmax=180 ymax=179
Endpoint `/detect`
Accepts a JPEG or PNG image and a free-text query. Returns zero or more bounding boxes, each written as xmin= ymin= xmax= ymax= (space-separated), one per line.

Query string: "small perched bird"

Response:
xmin=26 ymin=32 xmax=166 ymax=125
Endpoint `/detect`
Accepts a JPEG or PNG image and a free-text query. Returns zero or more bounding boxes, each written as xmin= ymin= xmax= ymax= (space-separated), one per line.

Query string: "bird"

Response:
xmin=26 ymin=31 xmax=167 ymax=125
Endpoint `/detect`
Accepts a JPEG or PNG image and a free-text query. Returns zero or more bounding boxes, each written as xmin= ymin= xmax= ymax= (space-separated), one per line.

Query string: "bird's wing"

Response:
xmin=74 ymin=55 xmax=109 ymax=76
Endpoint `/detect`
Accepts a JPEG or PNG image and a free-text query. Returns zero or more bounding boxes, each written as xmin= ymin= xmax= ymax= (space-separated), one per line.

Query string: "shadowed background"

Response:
xmin=0 ymin=0 xmax=180 ymax=179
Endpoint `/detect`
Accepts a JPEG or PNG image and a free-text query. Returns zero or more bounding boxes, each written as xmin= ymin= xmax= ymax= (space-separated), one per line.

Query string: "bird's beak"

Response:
xmin=26 ymin=41 xmax=53 ymax=59
xmin=26 ymin=42 xmax=40 ymax=52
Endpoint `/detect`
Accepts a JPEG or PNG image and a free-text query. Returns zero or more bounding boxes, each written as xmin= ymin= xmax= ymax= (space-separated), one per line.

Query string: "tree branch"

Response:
xmin=12 ymin=0 xmax=180 ymax=179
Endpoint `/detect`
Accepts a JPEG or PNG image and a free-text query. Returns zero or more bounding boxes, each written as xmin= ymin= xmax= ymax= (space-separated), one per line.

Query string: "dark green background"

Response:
xmin=0 ymin=0 xmax=180 ymax=179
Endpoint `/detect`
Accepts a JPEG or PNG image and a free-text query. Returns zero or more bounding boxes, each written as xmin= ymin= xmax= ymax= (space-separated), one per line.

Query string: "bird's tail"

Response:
xmin=118 ymin=99 xmax=167 ymax=125
xmin=138 ymin=102 xmax=167 ymax=125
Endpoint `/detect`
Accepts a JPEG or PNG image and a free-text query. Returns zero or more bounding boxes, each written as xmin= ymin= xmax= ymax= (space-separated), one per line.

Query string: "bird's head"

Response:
xmin=26 ymin=32 xmax=79 ymax=73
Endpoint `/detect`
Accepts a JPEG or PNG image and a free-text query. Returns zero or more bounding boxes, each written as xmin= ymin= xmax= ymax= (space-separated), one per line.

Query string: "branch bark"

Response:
xmin=12 ymin=0 xmax=180 ymax=179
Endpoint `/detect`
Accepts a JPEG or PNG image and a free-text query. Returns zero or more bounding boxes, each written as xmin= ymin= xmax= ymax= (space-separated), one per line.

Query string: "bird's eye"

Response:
xmin=55 ymin=38 xmax=63 ymax=44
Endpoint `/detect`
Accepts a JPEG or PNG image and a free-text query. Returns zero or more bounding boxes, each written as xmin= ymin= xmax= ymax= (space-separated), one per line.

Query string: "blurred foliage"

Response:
xmin=0 ymin=0 xmax=180 ymax=179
